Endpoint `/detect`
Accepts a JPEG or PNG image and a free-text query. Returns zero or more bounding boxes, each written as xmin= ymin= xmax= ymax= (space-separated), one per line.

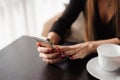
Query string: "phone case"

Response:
xmin=34 ymin=37 xmax=54 ymax=48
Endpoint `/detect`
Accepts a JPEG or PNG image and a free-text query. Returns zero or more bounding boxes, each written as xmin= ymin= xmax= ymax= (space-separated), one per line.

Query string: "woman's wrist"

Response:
xmin=47 ymin=32 xmax=61 ymax=44
xmin=86 ymin=41 xmax=98 ymax=53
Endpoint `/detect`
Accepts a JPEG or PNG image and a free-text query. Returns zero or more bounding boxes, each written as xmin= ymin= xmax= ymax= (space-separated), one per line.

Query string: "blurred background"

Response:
xmin=0 ymin=0 xmax=69 ymax=50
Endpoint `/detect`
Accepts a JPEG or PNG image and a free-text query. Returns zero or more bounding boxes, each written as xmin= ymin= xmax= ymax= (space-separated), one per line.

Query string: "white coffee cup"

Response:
xmin=97 ymin=44 xmax=120 ymax=71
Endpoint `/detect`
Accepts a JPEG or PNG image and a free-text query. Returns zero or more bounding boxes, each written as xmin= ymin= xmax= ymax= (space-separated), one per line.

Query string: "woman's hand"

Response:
xmin=59 ymin=38 xmax=120 ymax=60
xmin=36 ymin=42 xmax=66 ymax=64
xmin=60 ymin=42 xmax=97 ymax=60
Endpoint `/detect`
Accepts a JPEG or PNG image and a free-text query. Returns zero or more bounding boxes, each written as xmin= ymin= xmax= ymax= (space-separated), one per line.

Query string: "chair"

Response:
xmin=41 ymin=12 xmax=85 ymax=43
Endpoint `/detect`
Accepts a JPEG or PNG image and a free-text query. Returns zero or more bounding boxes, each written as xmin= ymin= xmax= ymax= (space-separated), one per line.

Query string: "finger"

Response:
xmin=42 ymin=58 xmax=63 ymax=64
xmin=59 ymin=46 xmax=71 ymax=51
xmin=37 ymin=47 xmax=50 ymax=53
xmin=64 ymin=50 xmax=76 ymax=56
xmin=39 ymin=52 xmax=61 ymax=59
xmin=70 ymin=52 xmax=86 ymax=60
xmin=36 ymin=42 xmax=41 ymax=47
xmin=42 ymin=58 xmax=52 ymax=64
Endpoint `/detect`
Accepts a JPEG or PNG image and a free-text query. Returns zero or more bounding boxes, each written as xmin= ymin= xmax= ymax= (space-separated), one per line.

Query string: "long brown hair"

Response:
xmin=85 ymin=0 xmax=120 ymax=41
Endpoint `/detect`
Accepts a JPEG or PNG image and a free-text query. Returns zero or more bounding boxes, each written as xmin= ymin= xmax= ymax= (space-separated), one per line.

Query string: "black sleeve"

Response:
xmin=49 ymin=0 xmax=86 ymax=38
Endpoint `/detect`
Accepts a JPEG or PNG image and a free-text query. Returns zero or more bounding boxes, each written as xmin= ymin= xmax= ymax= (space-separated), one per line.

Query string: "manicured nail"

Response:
xmin=48 ymin=49 xmax=51 ymax=53
xmin=55 ymin=47 xmax=60 ymax=52
xmin=70 ymin=56 xmax=74 ymax=59
xmin=49 ymin=49 xmax=53 ymax=52
xmin=60 ymin=51 xmax=65 ymax=55
xmin=36 ymin=42 xmax=41 ymax=47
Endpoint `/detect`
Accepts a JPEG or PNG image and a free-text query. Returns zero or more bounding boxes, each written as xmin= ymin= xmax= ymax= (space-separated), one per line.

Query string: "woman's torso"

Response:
xmin=94 ymin=0 xmax=116 ymax=40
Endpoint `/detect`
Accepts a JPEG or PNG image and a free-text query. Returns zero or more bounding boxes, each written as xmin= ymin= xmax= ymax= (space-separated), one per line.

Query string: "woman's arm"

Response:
xmin=47 ymin=32 xmax=61 ymax=44
xmin=92 ymin=38 xmax=120 ymax=50
xmin=60 ymin=38 xmax=120 ymax=59
xmin=49 ymin=0 xmax=86 ymax=40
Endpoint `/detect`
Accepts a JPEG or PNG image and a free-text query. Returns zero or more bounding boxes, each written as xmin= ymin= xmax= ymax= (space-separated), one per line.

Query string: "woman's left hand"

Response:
xmin=60 ymin=42 xmax=97 ymax=60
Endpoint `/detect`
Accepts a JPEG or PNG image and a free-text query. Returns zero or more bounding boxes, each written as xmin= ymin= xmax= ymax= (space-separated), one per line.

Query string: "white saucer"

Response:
xmin=86 ymin=57 xmax=120 ymax=80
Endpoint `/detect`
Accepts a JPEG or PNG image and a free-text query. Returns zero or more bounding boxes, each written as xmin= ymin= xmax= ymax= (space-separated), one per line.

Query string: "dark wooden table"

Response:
xmin=0 ymin=36 xmax=98 ymax=80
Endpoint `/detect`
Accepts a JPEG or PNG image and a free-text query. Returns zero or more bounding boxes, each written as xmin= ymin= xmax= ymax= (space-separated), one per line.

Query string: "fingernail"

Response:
xmin=70 ymin=56 xmax=74 ymax=59
xmin=36 ymin=42 xmax=41 ymax=47
xmin=60 ymin=51 xmax=65 ymax=55
xmin=50 ymin=49 xmax=53 ymax=52
xmin=48 ymin=49 xmax=53 ymax=53
xmin=55 ymin=47 xmax=60 ymax=52
xmin=48 ymin=49 xmax=51 ymax=53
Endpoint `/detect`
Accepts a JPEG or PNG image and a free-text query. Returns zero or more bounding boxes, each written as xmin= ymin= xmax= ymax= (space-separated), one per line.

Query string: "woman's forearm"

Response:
xmin=94 ymin=38 xmax=120 ymax=46
xmin=90 ymin=38 xmax=120 ymax=52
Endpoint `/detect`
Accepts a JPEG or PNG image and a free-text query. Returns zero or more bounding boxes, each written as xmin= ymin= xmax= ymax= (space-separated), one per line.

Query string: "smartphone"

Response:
xmin=34 ymin=36 xmax=54 ymax=48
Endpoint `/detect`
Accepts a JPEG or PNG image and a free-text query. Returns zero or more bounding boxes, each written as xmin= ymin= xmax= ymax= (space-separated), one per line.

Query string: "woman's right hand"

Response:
xmin=36 ymin=42 xmax=65 ymax=64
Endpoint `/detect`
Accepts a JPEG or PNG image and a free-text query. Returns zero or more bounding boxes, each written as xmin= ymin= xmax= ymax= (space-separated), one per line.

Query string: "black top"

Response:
xmin=94 ymin=2 xmax=116 ymax=40
xmin=50 ymin=0 xmax=119 ymax=40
